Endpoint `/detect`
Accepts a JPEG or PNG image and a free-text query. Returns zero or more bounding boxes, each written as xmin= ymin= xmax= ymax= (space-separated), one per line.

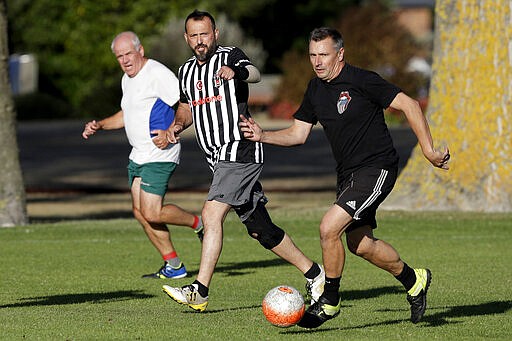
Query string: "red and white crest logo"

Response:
xmin=337 ymin=91 xmax=351 ymax=114
xmin=196 ymin=80 xmax=203 ymax=91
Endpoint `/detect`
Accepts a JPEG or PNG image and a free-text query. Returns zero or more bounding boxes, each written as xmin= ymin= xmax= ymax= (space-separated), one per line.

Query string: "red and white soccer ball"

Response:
xmin=262 ymin=285 xmax=305 ymax=327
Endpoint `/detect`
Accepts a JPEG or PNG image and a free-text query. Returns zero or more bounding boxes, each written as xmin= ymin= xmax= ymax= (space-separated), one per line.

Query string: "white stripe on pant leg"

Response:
xmin=353 ymin=169 xmax=388 ymax=220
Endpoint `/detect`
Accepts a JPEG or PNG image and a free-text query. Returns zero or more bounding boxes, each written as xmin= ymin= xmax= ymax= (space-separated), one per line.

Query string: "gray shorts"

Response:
xmin=208 ymin=161 xmax=266 ymax=221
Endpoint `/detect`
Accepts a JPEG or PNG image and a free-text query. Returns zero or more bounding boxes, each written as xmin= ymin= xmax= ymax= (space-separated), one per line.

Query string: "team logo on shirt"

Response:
xmin=337 ymin=91 xmax=351 ymax=115
xmin=196 ymin=80 xmax=203 ymax=91
xmin=213 ymin=72 xmax=223 ymax=88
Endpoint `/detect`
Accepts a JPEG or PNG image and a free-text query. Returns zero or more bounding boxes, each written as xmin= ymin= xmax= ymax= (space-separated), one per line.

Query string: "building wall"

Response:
xmin=395 ymin=7 xmax=433 ymax=40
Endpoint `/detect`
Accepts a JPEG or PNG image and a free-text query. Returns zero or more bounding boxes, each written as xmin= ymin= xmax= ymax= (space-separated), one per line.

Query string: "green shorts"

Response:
xmin=127 ymin=160 xmax=177 ymax=197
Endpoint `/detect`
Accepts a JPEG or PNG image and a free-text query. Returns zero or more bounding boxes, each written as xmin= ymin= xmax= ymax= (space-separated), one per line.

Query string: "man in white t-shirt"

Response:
xmin=82 ymin=31 xmax=203 ymax=279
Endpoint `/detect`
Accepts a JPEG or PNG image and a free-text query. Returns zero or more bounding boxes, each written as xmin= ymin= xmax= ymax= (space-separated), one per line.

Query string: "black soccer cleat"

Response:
xmin=407 ymin=268 xmax=432 ymax=323
xmin=297 ymin=296 xmax=341 ymax=329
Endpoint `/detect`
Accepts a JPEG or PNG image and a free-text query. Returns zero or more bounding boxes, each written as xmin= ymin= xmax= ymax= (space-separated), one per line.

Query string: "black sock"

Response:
xmin=322 ymin=276 xmax=341 ymax=304
xmin=395 ymin=262 xmax=416 ymax=291
xmin=304 ymin=263 xmax=321 ymax=279
xmin=193 ymin=280 xmax=209 ymax=297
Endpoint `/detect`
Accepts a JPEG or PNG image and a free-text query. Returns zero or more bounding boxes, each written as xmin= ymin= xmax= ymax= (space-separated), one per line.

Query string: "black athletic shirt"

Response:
xmin=294 ymin=63 xmax=400 ymax=177
xmin=178 ymin=46 xmax=263 ymax=171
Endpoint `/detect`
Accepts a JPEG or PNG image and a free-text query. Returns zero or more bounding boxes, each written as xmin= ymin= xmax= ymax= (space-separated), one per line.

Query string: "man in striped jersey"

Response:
xmin=82 ymin=31 xmax=204 ymax=280
xmin=240 ymin=27 xmax=450 ymax=328
xmin=160 ymin=10 xmax=324 ymax=312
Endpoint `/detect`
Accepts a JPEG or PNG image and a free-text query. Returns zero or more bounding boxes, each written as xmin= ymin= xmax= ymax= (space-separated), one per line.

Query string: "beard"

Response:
xmin=194 ymin=43 xmax=216 ymax=62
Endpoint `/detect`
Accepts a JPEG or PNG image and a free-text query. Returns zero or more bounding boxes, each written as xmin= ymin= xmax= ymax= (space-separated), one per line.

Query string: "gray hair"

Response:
xmin=310 ymin=27 xmax=344 ymax=51
xmin=111 ymin=31 xmax=141 ymax=53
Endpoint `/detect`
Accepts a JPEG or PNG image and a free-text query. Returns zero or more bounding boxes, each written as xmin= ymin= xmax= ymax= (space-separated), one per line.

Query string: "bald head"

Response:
xmin=111 ymin=31 xmax=146 ymax=77
xmin=111 ymin=31 xmax=141 ymax=52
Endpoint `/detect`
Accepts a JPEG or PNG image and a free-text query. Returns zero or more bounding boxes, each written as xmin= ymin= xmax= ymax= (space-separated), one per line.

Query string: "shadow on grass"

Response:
xmin=29 ymin=210 xmax=134 ymax=224
xmin=179 ymin=304 xmax=263 ymax=314
xmin=184 ymin=258 xmax=289 ymax=277
xmin=0 ymin=290 xmax=154 ymax=308
xmin=343 ymin=285 xmax=403 ymax=300
xmin=421 ymin=300 xmax=512 ymax=327
xmin=215 ymin=258 xmax=290 ymax=276
xmin=282 ymin=300 xmax=512 ymax=334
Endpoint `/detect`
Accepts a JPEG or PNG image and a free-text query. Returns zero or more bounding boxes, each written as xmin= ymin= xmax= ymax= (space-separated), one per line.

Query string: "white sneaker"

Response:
xmin=305 ymin=264 xmax=325 ymax=304
xmin=163 ymin=284 xmax=209 ymax=312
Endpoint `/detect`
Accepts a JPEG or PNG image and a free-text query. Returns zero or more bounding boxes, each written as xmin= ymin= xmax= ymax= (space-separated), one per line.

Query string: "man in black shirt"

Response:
xmin=240 ymin=27 xmax=450 ymax=328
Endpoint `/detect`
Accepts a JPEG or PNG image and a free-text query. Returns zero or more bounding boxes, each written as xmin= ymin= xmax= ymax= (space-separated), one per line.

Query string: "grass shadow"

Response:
xmin=283 ymin=300 xmax=512 ymax=334
xmin=179 ymin=304 xmax=263 ymax=314
xmin=343 ymin=285 xmax=403 ymax=301
xmin=0 ymin=290 xmax=154 ymax=308
xmin=29 ymin=210 xmax=134 ymax=223
xmin=185 ymin=258 xmax=289 ymax=277
xmin=422 ymin=300 xmax=512 ymax=327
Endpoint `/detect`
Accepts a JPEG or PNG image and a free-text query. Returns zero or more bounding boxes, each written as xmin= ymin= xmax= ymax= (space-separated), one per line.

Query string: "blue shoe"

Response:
xmin=142 ymin=263 xmax=187 ymax=279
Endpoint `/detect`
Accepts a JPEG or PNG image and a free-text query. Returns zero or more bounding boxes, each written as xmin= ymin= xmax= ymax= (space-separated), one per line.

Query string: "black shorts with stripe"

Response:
xmin=335 ymin=166 xmax=398 ymax=232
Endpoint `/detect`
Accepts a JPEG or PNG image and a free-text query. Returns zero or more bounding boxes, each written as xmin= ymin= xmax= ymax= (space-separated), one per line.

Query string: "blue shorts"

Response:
xmin=127 ymin=160 xmax=177 ymax=197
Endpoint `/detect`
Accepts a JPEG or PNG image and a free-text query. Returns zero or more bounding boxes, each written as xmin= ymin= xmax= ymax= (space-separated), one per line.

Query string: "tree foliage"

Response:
xmin=7 ymin=0 xmax=193 ymax=117
xmin=7 ymin=0 xmax=287 ymax=117
xmin=338 ymin=1 xmax=426 ymax=98
xmin=228 ymin=0 xmax=359 ymax=73
xmin=7 ymin=0 xmax=421 ymax=119
xmin=149 ymin=14 xmax=268 ymax=75
xmin=273 ymin=1 xmax=426 ymax=118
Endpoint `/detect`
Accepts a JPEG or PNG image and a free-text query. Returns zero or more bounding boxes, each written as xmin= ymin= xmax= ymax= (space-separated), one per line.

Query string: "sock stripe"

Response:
xmin=192 ymin=216 xmax=200 ymax=229
xmin=163 ymin=251 xmax=178 ymax=261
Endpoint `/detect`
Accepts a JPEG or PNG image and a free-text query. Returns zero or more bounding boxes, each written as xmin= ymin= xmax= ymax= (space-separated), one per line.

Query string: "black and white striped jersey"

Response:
xmin=178 ymin=46 xmax=263 ymax=170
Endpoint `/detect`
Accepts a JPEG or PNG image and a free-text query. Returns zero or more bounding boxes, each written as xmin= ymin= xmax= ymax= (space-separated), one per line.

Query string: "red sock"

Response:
xmin=192 ymin=215 xmax=200 ymax=229
xmin=163 ymin=251 xmax=177 ymax=262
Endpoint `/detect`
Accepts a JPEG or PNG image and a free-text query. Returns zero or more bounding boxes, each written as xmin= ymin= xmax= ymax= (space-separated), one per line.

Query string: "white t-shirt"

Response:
xmin=121 ymin=59 xmax=180 ymax=164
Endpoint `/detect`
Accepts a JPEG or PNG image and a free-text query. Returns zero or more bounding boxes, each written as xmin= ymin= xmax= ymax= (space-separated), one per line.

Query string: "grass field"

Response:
xmin=1 ymin=192 xmax=511 ymax=340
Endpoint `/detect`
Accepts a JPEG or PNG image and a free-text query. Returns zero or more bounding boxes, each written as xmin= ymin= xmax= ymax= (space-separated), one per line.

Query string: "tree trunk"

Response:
xmin=0 ymin=0 xmax=27 ymax=226
xmin=384 ymin=0 xmax=512 ymax=212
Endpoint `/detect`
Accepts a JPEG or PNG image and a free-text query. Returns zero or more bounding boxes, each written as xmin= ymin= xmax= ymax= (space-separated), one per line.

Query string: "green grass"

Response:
xmin=1 ymin=205 xmax=511 ymax=340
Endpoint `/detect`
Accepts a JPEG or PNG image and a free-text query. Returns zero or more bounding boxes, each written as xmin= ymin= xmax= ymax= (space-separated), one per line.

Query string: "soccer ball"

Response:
xmin=262 ymin=285 xmax=305 ymax=327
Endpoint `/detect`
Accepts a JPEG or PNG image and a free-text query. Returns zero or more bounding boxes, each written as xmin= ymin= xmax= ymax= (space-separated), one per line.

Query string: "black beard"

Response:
xmin=194 ymin=44 xmax=216 ymax=62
